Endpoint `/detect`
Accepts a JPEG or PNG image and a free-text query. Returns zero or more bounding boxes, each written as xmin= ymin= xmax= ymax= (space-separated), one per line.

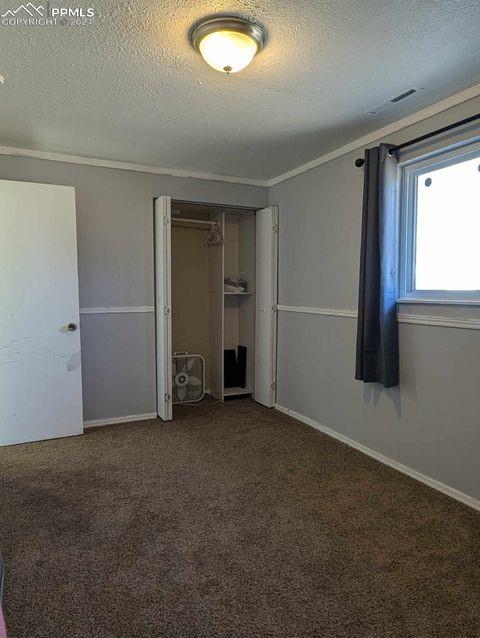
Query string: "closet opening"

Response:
xmin=154 ymin=197 xmax=278 ymax=421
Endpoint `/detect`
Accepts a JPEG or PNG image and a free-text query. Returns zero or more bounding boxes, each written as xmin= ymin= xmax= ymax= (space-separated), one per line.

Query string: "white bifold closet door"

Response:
xmin=254 ymin=206 xmax=279 ymax=407
xmin=209 ymin=211 xmax=225 ymax=401
xmin=0 ymin=179 xmax=83 ymax=445
xmin=154 ymin=196 xmax=173 ymax=421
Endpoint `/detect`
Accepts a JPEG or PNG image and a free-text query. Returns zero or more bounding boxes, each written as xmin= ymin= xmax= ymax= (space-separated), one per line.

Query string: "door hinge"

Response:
xmin=164 ymin=216 xmax=170 ymax=226
xmin=164 ymin=393 xmax=171 ymax=402
xmin=271 ymin=381 xmax=276 ymax=391
xmin=164 ymin=306 xmax=171 ymax=315
xmin=273 ymin=224 xmax=279 ymax=233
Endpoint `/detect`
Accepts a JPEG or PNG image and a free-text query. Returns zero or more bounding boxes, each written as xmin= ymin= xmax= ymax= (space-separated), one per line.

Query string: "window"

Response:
xmin=400 ymin=141 xmax=480 ymax=302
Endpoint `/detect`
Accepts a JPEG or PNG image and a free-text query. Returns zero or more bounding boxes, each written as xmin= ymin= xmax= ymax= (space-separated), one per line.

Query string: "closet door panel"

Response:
xmin=155 ymin=196 xmax=173 ymax=420
xmin=239 ymin=214 xmax=256 ymax=292
xmin=238 ymin=214 xmax=256 ymax=393
xmin=238 ymin=295 xmax=255 ymax=392
xmin=255 ymin=207 xmax=278 ymax=407
xmin=209 ymin=211 xmax=224 ymax=400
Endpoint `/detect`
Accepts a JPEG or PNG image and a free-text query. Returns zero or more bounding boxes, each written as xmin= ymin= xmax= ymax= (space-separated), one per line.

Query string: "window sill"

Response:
xmin=397 ymin=297 xmax=480 ymax=306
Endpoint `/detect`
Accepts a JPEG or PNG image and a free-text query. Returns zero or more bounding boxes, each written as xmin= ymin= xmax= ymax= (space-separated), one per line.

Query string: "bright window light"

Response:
xmin=415 ymin=155 xmax=480 ymax=291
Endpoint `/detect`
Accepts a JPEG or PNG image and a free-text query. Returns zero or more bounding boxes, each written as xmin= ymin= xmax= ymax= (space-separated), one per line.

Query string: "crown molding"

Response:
xmin=267 ymin=81 xmax=480 ymax=186
xmin=0 ymin=144 xmax=269 ymax=187
xmin=1 ymin=83 xmax=480 ymax=189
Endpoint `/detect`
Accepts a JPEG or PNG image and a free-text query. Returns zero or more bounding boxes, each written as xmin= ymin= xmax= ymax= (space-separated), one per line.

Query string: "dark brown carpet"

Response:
xmin=1 ymin=399 xmax=480 ymax=637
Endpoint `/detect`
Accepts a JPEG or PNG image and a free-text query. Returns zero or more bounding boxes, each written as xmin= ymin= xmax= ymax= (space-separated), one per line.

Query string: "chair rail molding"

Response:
xmin=397 ymin=312 xmax=480 ymax=331
xmin=276 ymin=305 xmax=357 ymax=318
xmin=80 ymin=306 xmax=155 ymax=315
xmin=277 ymin=304 xmax=480 ymax=330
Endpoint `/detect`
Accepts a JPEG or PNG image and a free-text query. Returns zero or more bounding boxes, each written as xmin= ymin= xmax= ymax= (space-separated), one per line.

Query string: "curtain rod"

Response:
xmin=354 ymin=111 xmax=480 ymax=167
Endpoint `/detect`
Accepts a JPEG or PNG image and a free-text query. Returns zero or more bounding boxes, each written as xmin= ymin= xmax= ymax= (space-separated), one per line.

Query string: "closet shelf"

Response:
xmin=224 ymin=291 xmax=254 ymax=296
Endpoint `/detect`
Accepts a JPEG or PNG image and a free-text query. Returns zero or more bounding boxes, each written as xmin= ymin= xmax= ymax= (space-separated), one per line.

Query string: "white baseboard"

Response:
xmin=275 ymin=404 xmax=480 ymax=512
xmin=84 ymin=412 xmax=157 ymax=429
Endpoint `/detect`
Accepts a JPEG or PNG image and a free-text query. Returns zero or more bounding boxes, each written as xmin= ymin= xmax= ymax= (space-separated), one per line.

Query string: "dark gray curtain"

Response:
xmin=355 ymin=144 xmax=399 ymax=388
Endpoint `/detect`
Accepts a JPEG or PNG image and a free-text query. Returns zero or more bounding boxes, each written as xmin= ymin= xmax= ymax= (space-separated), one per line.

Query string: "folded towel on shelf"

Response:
xmin=224 ymin=276 xmax=247 ymax=293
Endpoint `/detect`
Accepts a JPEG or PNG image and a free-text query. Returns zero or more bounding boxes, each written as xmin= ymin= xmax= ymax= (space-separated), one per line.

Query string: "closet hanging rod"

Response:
xmin=171 ymin=217 xmax=216 ymax=226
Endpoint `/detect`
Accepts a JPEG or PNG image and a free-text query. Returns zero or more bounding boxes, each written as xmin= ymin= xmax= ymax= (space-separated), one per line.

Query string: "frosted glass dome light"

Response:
xmin=191 ymin=16 xmax=267 ymax=74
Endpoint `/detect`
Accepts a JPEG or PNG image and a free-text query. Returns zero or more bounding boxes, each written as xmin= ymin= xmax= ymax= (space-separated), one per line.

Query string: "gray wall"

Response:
xmin=2 ymin=94 xmax=479 ymax=502
xmin=0 ymin=156 xmax=267 ymax=421
xmin=269 ymin=94 xmax=480 ymax=501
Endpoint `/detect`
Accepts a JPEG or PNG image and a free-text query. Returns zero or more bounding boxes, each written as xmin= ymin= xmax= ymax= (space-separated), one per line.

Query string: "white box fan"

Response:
xmin=172 ymin=352 xmax=205 ymax=404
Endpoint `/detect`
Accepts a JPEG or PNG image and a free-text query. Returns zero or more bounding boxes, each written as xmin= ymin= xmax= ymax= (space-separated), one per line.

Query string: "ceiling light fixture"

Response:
xmin=190 ymin=16 xmax=267 ymax=74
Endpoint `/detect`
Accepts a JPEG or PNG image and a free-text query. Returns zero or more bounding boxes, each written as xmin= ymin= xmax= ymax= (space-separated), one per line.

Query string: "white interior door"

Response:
xmin=255 ymin=206 xmax=279 ymax=407
xmin=155 ymin=196 xmax=172 ymax=420
xmin=0 ymin=179 xmax=83 ymax=446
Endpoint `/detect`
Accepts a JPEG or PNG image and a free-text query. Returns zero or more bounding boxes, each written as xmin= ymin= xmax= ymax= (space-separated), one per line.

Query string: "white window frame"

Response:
xmin=399 ymin=138 xmax=480 ymax=305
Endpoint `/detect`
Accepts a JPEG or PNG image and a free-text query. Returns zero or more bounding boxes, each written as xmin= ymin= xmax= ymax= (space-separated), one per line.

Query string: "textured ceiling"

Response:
xmin=1 ymin=0 xmax=480 ymax=180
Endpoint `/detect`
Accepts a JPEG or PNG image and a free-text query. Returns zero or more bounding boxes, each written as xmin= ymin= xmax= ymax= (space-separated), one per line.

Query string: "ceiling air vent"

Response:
xmin=367 ymin=88 xmax=421 ymax=116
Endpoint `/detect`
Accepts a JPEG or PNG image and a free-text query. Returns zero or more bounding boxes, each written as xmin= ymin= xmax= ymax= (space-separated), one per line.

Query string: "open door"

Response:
xmin=0 ymin=180 xmax=83 ymax=445
xmin=255 ymin=206 xmax=278 ymax=407
xmin=155 ymin=196 xmax=172 ymax=421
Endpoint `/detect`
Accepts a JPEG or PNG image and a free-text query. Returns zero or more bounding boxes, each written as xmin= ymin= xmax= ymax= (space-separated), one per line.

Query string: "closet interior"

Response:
xmin=171 ymin=201 xmax=256 ymax=402
xmin=155 ymin=196 xmax=278 ymax=420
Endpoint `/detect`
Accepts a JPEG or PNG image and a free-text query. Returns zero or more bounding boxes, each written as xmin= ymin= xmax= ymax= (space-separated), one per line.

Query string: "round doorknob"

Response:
xmin=67 ymin=323 xmax=78 ymax=332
